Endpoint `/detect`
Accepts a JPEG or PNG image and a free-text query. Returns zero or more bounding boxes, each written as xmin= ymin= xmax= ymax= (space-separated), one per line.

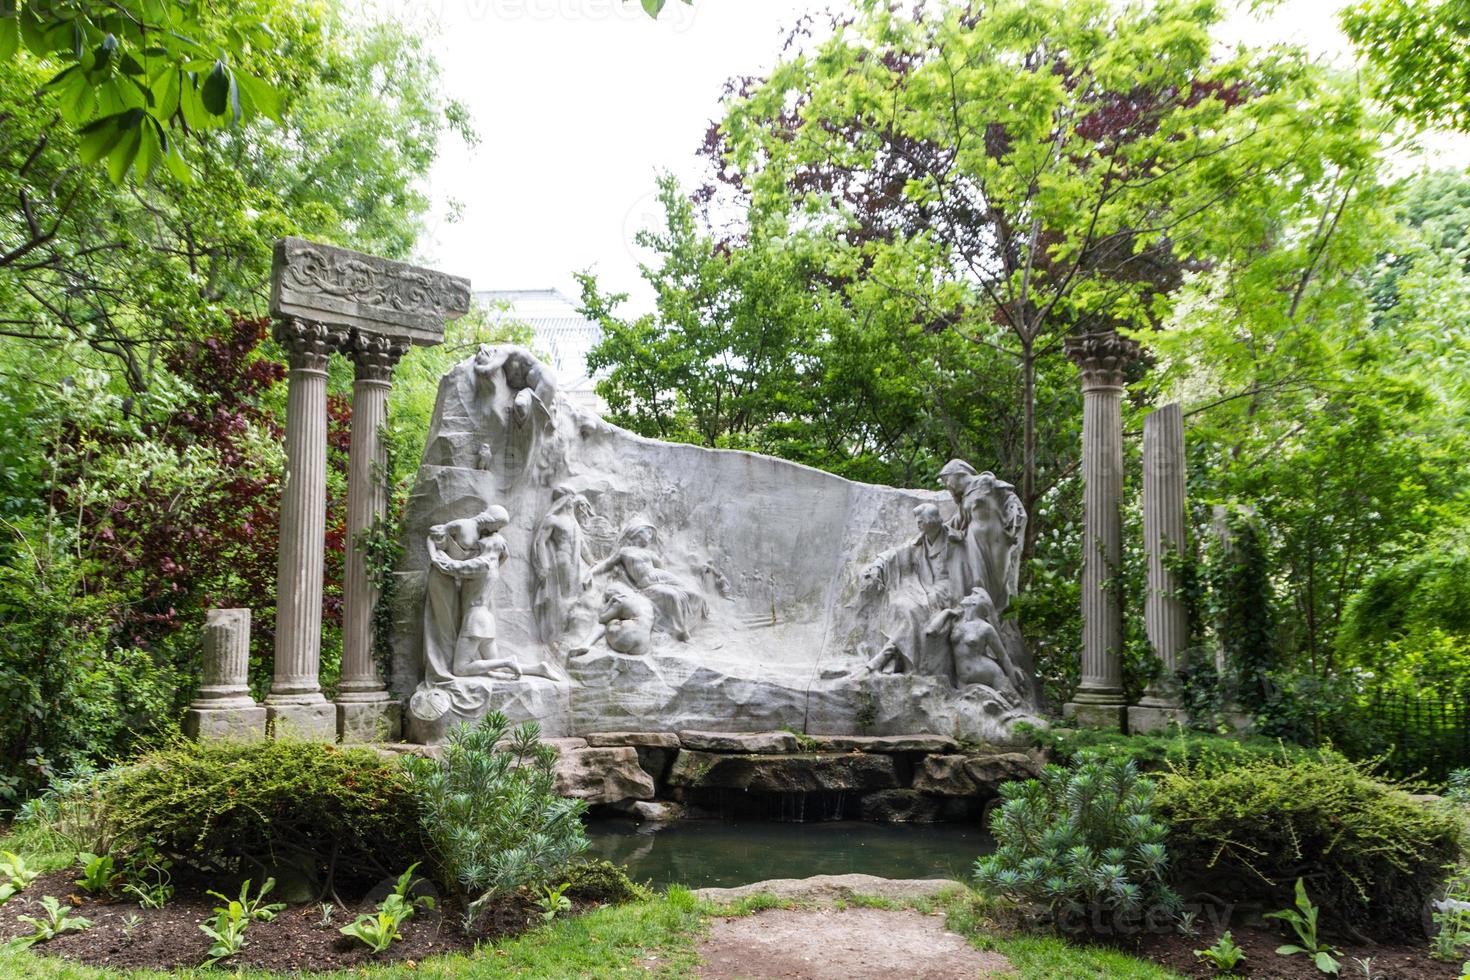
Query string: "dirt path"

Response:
xmin=696 ymin=906 xmax=1013 ymax=979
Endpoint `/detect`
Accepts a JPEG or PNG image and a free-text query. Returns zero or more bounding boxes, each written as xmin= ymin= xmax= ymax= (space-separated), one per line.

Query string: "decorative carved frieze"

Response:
xmin=1063 ymin=330 xmax=1141 ymax=390
xmin=270 ymin=237 xmax=470 ymax=346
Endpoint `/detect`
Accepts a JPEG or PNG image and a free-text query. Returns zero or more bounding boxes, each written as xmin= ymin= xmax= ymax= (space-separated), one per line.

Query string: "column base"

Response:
xmin=267 ymin=702 xmax=337 ymax=741
xmin=1127 ymin=704 xmax=1190 ymax=734
xmin=1063 ymin=701 xmax=1127 ymax=731
xmin=185 ymin=705 xmax=267 ymax=741
xmin=337 ymin=700 xmax=401 ymax=743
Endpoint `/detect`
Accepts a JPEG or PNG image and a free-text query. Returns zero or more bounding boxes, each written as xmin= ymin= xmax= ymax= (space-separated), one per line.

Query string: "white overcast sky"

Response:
xmin=344 ymin=0 xmax=1467 ymax=314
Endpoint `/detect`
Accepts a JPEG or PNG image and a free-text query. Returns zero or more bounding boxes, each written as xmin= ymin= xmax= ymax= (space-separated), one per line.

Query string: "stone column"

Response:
xmin=184 ymin=609 xmax=266 ymax=739
xmin=1129 ymin=403 xmax=1191 ymax=733
xmin=1062 ymin=330 xmax=1140 ymax=730
xmin=266 ymin=317 xmax=347 ymax=740
xmin=336 ymin=331 xmax=409 ymax=742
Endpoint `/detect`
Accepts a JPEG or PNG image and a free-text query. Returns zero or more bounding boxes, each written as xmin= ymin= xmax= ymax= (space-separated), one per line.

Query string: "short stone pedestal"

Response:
xmin=184 ymin=609 xmax=266 ymax=740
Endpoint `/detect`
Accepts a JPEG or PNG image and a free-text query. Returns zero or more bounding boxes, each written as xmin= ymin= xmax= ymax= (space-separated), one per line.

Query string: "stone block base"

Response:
xmin=336 ymin=700 xmax=402 ymax=743
xmin=184 ymin=705 xmax=267 ymax=741
xmin=1127 ymin=704 xmax=1189 ymax=734
xmin=1062 ymin=701 xmax=1127 ymax=731
xmin=267 ymin=702 xmax=337 ymax=741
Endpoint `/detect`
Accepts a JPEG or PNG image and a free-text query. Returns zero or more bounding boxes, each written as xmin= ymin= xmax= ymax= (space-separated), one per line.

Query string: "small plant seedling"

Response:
xmin=199 ymin=902 xmax=249 ymax=966
xmin=10 ymin=895 xmax=94 ymax=948
xmin=121 ymin=845 xmax=173 ymax=909
xmin=536 ymin=881 xmax=572 ymax=923
xmin=339 ymin=906 xmax=405 ymax=954
xmin=1194 ymin=931 xmax=1246 ymax=974
xmin=1351 ymin=956 xmax=1384 ymax=979
xmin=0 ymin=851 xmax=39 ymax=905
xmin=76 ymin=852 xmax=124 ymax=896
xmin=120 ymin=912 xmax=143 ymax=942
xmin=1265 ymin=878 xmax=1341 ymax=975
xmin=1176 ymin=909 xmax=1200 ymax=937
xmin=206 ymin=877 xmax=285 ymax=923
xmin=317 ymin=902 xmax=335 ymax=927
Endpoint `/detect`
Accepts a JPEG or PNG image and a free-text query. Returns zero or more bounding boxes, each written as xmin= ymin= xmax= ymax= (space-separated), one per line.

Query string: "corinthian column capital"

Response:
xmin=1064 ymin=330 xmax=1142 ymax=391
xmin=344 ymin=330 xmax=411 ymax=384
xmin=273 ymin=317 xmax=349 ymax=371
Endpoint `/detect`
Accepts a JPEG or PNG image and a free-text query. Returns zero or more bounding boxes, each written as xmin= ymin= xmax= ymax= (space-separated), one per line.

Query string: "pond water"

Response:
xmin=585 ymin=819 xmax=993 ymax=890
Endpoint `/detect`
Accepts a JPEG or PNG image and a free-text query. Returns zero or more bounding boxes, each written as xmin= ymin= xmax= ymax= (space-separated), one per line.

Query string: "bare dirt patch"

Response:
xmin=696 ymin=906 xmax=1013 ymax=979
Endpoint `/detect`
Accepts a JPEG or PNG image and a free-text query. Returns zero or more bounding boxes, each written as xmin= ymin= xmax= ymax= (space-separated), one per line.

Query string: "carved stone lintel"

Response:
xmin=270 ymin=236 xmax=470 ymax=346
xmin=273 ymin=317 xmax=348 ymax=371
xmin=344 ymin=330 xmax=411 ymax=384
xmin=1064 ymin=330 xmax=1142 ymax=391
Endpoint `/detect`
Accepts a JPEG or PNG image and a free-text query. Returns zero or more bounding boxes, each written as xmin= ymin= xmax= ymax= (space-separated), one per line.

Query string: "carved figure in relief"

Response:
xmin=473 ymin=344 xmax=558 ymax=427
xmin=570 ymin=583 xmax=655 ymax=658
xmin=930 ymin=587 xmax=1026 ymax=694
xmin=937 ymin=459 xmax=1027 ymax=612
xmin=421 ymin=506 xmax=559 ymax=708
xmin=531 ymin=485 xmax=597 ymax=644
xmin=589 ymin=520 xmax=707 ymax=641
xmin=861 ymin=503 xmax=960 ymax=677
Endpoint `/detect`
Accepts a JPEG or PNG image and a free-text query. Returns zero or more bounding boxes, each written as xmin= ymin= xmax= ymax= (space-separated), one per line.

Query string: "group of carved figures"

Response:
xmin=420 ymin=481 xmax=715 ymax=710
xmin=855 ymin=460 xmax=1030 ymax=701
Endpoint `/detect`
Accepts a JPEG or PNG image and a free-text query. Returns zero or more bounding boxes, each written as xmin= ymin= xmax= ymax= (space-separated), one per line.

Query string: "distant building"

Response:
xmin=474 ymin=288 xmax=604 ymax=413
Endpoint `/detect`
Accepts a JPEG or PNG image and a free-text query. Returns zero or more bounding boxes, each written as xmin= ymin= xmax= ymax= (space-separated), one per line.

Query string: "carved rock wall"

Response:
xmin=391 ymin=349 xmax=1041 ymax=742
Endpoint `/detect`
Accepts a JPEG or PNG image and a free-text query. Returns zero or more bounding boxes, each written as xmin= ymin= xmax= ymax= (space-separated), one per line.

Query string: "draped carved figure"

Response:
xmin=531 ymin=485 xmax=597 ymax=645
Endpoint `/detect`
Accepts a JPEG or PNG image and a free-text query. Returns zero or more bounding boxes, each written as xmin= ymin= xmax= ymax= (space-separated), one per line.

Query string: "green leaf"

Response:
xmin=1276 ymin=945 xmax=1306 ymax=955
xmin=161 ymin=134 xmax=193 ymax=184
xmin=77 ymin=117 xmax=125 ymax=165
xmin=0 ymin=17 xmax=18 ymax=61
xmin=106 ymin=118 xmax=143 ymax=183
xmin=640 ymin=0 xmax=666 ymax=16
xmin=1314 ymin=951 xmax=1340 ymax=974
xmin=201 ymin=59 xmax=229 ymax=115
xmin=233 ymin=71 xmax=279 ymax=121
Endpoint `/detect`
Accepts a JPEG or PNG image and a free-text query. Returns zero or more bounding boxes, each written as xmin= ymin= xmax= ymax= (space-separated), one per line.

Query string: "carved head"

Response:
xmin=473 ymin=504 xmax=511 ymax=536
xmin=859 ymin=563 xmax=885 ymax=598
xmin=913 ymin=502 xmax=943 ymax=534
xmin=503 ymin=349 xmax=533 ymax=388
xmin=621 ymin=520 xmax=658 ymax=548
xmin=961 ymin=587 xmax=995 ymax=619
xmin=937 ymin=458 xmax=977 ymax=495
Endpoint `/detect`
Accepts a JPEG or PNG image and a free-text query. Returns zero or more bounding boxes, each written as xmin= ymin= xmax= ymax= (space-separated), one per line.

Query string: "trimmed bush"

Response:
xmin=562 ymin=860 xmax=651 ymax=905
xmin=974 ymin=758 xmax=1179 ymax=929
xmin=106 ymin=739 xmax=424 ymax=889
xmin=1024 ymin=725 xmax=1316 ymax=773
xmin=1156 ymin=751 xmax=1464 ymax=939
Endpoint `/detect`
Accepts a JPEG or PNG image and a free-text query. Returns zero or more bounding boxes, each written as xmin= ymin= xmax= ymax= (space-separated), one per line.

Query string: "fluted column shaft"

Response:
xmin=1141 ymin=403 xmax=1190 ymax=705
xmin=193 ymin=608 xmax=253 ymax=707
xmin=339 ymin=333 xmax=408 ymax=701
xmin=269 ymin=318 xmax=346 ymax=705
xmin=1065 ymin=331 xmax=1140 ymax=710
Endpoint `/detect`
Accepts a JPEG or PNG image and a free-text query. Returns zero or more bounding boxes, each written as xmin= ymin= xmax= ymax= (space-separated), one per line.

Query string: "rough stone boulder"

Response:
xmin=667 ymin=750 xmax=900 ymax=793
xmin=584 ymin=732 xmax=681 ymax=749
xmin=692 ymin=874 xmax=963 ymax=905
xmin=858 ymin=789 xmax=946 ymax=823
xmin=553 ymin=746 xmax=655 ymax=804
xmin=911 ymin=752 xmax=1039 ymax=796
xmin=679 ymin=730 xmax=802 ymax=754
xmin=810 ymin=734 xmax=960 ymax=754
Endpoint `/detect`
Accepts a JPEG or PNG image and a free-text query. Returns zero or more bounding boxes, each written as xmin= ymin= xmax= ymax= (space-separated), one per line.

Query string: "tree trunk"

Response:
xmin=1020 ymin=335 xmax=1038 ymax=564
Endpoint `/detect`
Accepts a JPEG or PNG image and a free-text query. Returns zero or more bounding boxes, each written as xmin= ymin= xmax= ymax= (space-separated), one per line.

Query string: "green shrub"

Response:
xmin=106 ymin=738 xmax=424 ymax=890
xmin=403 ymin=713 xmax=588 ymax=929
xmin=1156 ymin=751 xmax=1464 ymax=939
xmin=1025 ymin=726 xmax=1316 ymax=773
xmin=974 ymin=758 xmax=1179 ymax=928
xmin=562 ymin=860 xmax=651 ymax=905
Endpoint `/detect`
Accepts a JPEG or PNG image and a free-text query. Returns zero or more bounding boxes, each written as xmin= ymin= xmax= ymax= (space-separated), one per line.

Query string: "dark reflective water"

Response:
xmin=586 ymin=820 xmax=992 ymax=890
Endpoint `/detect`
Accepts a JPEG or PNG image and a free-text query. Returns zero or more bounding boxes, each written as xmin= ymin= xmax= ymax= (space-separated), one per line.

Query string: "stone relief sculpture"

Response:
xmin=571 ymin=583 xmax=655 ymax=658
xmin=531 ymin=485 xmax=597 ymax=645
xmin=587 ymin=520 xmax=708 ymax=642
xmin=394 ymin=348 xmax=1043 ymax=743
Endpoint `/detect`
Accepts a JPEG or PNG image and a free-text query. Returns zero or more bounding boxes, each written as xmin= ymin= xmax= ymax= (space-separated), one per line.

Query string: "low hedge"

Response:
xmin=1155 ymin=751 xmax=1464 ymax=939
xmin=106 ymin=738 xmax=426 ymax=889
xmin=1023 ymin=725 xmax=1317 ymax=773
